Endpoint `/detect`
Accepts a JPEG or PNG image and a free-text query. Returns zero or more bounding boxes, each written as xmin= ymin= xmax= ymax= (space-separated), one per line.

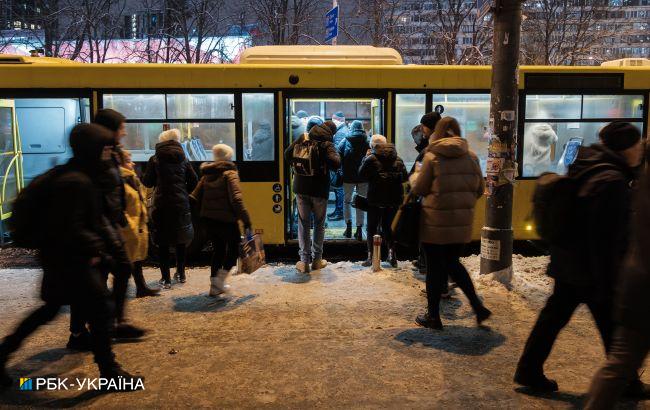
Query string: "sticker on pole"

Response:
xmin=481 ymin=238 xmax=500 ymax=261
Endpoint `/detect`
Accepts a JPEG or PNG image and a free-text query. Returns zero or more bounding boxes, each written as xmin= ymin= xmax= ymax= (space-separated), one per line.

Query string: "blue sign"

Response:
xmin=325 ymin=6 xmax=339 ymax=43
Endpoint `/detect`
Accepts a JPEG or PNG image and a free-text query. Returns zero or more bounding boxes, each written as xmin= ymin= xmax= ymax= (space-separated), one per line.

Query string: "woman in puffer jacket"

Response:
xmin=118 ymin=149 xmax=159 ymax=297
xmin=191 ymin=144 xmax=252 ymax=296
xmin=410 ymin=117 xmax=491 ymax=330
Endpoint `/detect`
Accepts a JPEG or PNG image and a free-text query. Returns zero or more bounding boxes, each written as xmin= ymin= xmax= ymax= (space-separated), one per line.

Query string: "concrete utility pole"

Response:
xmin=479 ymin=0 xmax=523 ymax=285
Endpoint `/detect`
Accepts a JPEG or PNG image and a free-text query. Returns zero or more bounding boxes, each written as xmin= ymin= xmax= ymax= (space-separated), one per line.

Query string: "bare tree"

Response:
xmin=248 ymin=0 xmax=320 ymax=45
xmin=78 ymin=0 xmax=127 ymax=63
xmin=343 ymin=0 xmax=412 ymax=51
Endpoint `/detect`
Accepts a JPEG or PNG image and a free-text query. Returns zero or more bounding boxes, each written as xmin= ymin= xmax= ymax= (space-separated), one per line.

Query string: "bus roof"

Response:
xmin=239 ymin=46 xmax=403 ymax=66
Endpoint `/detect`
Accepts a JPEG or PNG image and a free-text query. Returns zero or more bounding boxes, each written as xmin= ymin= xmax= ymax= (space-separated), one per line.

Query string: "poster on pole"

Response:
xmin=325 ymin=6 xmax=339 ymax=43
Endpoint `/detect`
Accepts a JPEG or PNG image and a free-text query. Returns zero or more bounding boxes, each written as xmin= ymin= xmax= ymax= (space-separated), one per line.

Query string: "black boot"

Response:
xmin=513 ymin=369 xmax=559 ymax=392
xmin=343 ymin=221 xmax=352 ymax=238
xmin=67 ymin=330 xmax=92 ymax=351
xmin=160 ymin=266 xmax=171 ymax=289
xmin=415 ymin=312 xmax=443 ymax=330
xmin=113 ymin=322 xmax=147 ymax=340
xmin=133 ymin=265 xmax=160 ymax=298
xmin=475 ymin=305 xmax=492 ymax=325
xmin=354 ymin=226 xmax=363 ymax=241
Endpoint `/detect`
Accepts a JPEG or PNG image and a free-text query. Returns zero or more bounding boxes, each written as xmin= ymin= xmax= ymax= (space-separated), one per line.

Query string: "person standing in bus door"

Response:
xmin=338 ymin=120 xmax=370 ymax=240
xmin=328 ymin=111 xmax=349 ymax=222
xmin=251 ymin=120 xmax=273 ymax=161
xmin=358 ymin=134 xmax=408 ymax=268
xmin=0 ymin=124 xmax=141 ymax=389
xmin=285 ymin=121 xmax=341 ymax=274
xmin=191 ymin=144 xmax=252 ymax=296
xmin=410 ymin=112 xmax=442 ymax=176
xmin=143 ymin=129 xmax=198 ymax=289
xmin=410 ymin=117 xmax=490 ymax=330
xmin=117 ymin=149 xmax=159 ymax=298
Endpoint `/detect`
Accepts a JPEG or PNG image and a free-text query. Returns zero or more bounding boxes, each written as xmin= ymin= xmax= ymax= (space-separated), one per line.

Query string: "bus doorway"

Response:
xmin=285 ymin=95 xmax=385 ymax=242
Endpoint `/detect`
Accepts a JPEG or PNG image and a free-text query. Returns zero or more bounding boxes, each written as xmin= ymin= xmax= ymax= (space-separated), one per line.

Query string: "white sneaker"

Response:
xmin=311 ymin=259 xmax=327 ymax=271
xmin=296 ymin=261 xmax=311 ymax=274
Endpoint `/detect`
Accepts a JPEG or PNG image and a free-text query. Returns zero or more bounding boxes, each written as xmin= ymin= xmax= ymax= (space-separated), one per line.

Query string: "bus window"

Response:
xmin=432 ymin=94 xmax=490 ymax=175
xmin=167 ymin=94 xmax=234 ymax=119
xmin=103 ymin=94 xmax=165 ymax=119
xmin=582 ymin=95 xmax=644 ymax=119
xmin=242 ymin=93 xmax=275 ymax=161
xmin=525 ymin=95 xmax=581 ymax=120
xmin=394 ymin=94 xmax=425 ymax=171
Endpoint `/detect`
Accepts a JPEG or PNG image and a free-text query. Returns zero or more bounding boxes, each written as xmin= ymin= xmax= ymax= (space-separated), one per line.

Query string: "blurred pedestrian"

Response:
xmin=359 ymin=135 xmax=407 ymax=268
xmin=0 ymin=124 xmax=139 ymax=388
xmin=328 ymin=112 xmax=349 ymax=222
xmin=143 ymin=129 xmax=198 ymax=289
xmin=191 ymin=144 xmax=252 ymax=296
xmin=515 ymin=122 xmax=645 ymax=394
xmin=285 ymin=121 xmax=341 ymax=274
xmin=251 ymin=120 xmax=273 ymax=161
xmin=118 ymin=149 xmax=159 ymax=298
xmin=338 ymin=120 xmax=370 ymax=240
xmin=410 ymin=117 xmax=489 ymax=330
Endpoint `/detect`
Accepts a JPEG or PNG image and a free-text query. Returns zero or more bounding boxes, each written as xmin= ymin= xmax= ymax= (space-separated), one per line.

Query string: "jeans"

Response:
xmin=296 ymin=194 xmax=327 ymax=264
xmin=422 ymin=243 xmax=482 ymax=318
xmin=517 ymin=280 xmax=613 ymax=376
xmin=366 ymin=206 xmax=397 ymax=254
xmin=586 ymin=326 xmax=650 ymax=410
xmin=204 ymin=218 xmax=241 ymax=276
xmin=343 ymin=183 xmax=368 ymax=226
xmin=333 ymin=187 xmax=344 ymax=214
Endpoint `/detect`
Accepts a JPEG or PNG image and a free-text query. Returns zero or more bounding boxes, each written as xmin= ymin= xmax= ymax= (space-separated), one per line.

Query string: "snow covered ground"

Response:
xmin=0 ymin=254 xmax=645 ymax=409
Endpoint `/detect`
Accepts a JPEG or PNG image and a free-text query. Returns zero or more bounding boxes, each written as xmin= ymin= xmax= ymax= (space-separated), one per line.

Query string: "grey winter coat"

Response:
xmin=251 ymin=122 xmax=273 ymax=161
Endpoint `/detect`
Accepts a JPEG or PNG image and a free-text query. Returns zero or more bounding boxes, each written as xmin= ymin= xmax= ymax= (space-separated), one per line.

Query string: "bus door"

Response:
xmin=284 ymin=93 xmax=385 ymax=242
xmin=0 ymin=99 xmax=23 ymax=241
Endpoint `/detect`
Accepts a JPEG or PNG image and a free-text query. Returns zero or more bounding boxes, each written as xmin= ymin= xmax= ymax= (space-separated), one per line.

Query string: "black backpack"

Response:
xmin=9 ymin=165 xmax=68 ymax=248
xmin=291 ymin=136 xmax=324 ymax=177
xmin=533 ymin=163 xmax=616 ymax=247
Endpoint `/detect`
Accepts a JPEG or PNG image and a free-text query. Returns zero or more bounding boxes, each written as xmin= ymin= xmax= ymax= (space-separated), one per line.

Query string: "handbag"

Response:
xmin=239 ymin=234 xmax=266 ymax=274
xmin=352 ymin=194 xmax=369 ymax=212
xmin=391 ymin=193 xmax=421 ymax=249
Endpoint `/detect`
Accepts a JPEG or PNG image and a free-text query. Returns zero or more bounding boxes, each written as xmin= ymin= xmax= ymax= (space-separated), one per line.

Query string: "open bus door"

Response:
xmin=0 ymin=99 xmax=24 ymax=242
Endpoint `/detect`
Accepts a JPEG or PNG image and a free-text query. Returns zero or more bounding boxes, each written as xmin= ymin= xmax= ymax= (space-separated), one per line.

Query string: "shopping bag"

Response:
xmin=391 ymin=193 xmax=421 ymax=249
xmin=239 ymin=234 xmax=266 ymax=274
xmin=352 ymin=194 xmax=369 ymax=212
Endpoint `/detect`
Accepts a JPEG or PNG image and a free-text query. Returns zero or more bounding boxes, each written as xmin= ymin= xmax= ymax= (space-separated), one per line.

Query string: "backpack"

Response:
xmin=9 ymin=165 xmax=68 ymax=248
xmin=533 ymin=163 xmax=616 ymax=247
xmin=291 ymin=136 xmax=324 ymax=177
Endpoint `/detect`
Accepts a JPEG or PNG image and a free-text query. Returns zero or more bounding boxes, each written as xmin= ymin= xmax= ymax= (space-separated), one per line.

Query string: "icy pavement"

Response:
xmin=0 ymin=255 xmax=645 ymax=408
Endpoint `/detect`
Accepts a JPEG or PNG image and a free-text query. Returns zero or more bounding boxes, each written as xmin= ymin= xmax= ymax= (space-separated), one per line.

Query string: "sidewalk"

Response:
xmin=0 ymin=256 xmax=643 ymax=408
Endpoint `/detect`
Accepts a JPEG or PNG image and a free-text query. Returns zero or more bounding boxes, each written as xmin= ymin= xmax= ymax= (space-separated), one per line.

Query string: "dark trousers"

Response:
xmin=0 ymin=271 xmax=116 ymax=371
xmin=517 ymin=280 xmax=613 ymax=376
xmin=132 ymin=261 xmax=148 ymax=291
xmin=205 ymin=218 xmax=240 ymax=276
xmin=158 ymin=240 xmax=186 ymax=282
xmin=366 ymin=206 xmax=397 ymax=254
xmin=586 ymin=326 xmax=650 ymax=409
xmin=422 ymin=243 xmax=482 ymax=317
xmin=109 ymin=245 xmax=132 ymax=323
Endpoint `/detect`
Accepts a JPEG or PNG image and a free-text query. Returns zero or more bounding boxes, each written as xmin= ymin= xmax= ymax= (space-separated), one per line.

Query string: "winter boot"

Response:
xmin=475 ymin=305 xmax=492 ymax=325
xmin=296 ymin=261 xmax=311 ymax=274
xmin=513 ymin=369 xmax=559 ymax=392
xmin=66 ymin=330 xmax=92 ymax=351
xmin=160 ymin=266 xmax=172 ymax=289
xmin=113 ymin=322 xmax=146 ymax=340
xmin=343 ymin=221 xmax=352 ymax=238
xmin=415 ymin=312 xmax=443 ymax=330
xmin=311 ymin=259 xmax=327 ymax=271
xmin=214 ymin=269 xmax=231 ymax=294
xmin=209 ymin=276 xmax=222 ymax=297
xmin=388 ymin=248 xmax=398 ymax=268
xmin=361 ymin=252 xmax=372 ymax=267
xmin=328 ymin=210 xmax=344 ymax=221
xmin=354 ymin=226 xmax=363 ymax=241
xmin=134 ymin=268 xmax=160 ymax=298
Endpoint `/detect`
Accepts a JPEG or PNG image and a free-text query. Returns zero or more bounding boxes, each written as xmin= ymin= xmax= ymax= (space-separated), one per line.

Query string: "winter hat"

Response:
xmin=296 ymin=110 xmax=309 ymax=119
xmin=159 ymin=128 xmax=181 ymax=143
xmin=332 ymin=111 xmax=345 ymax=122
xmin=323 ymin=120 xmax=338 ymax=136
xmin=349 ymin=120 xmax=365 ymax=134
xmin=94 ymin=109 xmax=126 ymax=133
xmin=306 ymin=116 xmax=324 ymax=132
xmin=258 ymin=120 xmax=271 ymax=130
xmin=599 ymin=121 xmax=641 ymax=151
xmin=420 ymin=111 xmax=442 ymax=130
xmin=70 ymin=123 xmax=113 ymax=162
xmin=370 ymin=134 xmax=387 ymax=148
xmin=212 ymin=144 xmax=234 ymax=161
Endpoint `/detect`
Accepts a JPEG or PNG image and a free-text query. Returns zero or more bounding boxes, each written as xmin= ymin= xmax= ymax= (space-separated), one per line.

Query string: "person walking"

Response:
xmin=118 ymin=149 xmax=159 ymax=298
xmin=410 ymin=117 xmax=490 ymax=330
xmin=328 ymin=112 xmax=349 ymax=222
xmin=338 ymin=120 xmax=370 ymax=240
xmin=514 ymin=122 xmax=645 ymax=393
xmin=143 ymin=129 xmax=198 ymax=289
xmin=359 ymin=135 xmax=408 ymax=268
xmin=0 ymin=124 xmax=139 ymax=388
xmin=285 ymin=121 xmax=341 ymax=274
xmin=191 ymin=144 xmax=252 ymax=296
xmin=585 ymin=145 xmax=650 ymax=409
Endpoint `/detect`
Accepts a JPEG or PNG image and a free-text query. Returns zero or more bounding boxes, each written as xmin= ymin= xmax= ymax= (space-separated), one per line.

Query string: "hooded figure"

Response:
xmin=251 ymin=120 xmax=273 ymax=161
xmin=291 ymin=115 xmax=306 ymax=142
xmin=523 ymin=123 xmax=558 ymax=176
xmin=338 ymin=120 xmax=370 ymax=184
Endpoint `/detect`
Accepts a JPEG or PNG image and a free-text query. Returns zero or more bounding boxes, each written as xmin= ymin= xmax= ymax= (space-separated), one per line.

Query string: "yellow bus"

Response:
xmin=0 ymin=46 xmax=648 ymax=246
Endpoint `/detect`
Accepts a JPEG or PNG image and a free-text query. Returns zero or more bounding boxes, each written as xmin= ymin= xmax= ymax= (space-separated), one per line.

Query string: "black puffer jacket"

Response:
xmin=95 ymin=146 xmax=127 ymax=228
xmin=547 ymin=144 xmax=636 ymax=296
xmin=358 ymin=144 xmax=408 ymax=207
xmin=338 ymin=129 xmax=370 ymax=184
xmin=284 ymin=123 xmax=341 ymax=199
xmin=143 ymin=140 xmax=198 ymax=245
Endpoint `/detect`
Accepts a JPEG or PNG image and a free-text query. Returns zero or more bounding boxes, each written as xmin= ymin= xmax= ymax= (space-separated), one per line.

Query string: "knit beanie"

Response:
xmin=420 ymin=112 xmax=441 ymax=130
xmin=349 ymin=120 xmax=364 ymax=134
xmin=332 ymin=111 xmax=345 ymax=122
xmin=212 ymin=144 xmax=234 ymax=161
xmin=599 ymin=122 xmax=642 ymax=152
xmin=370 ymin=134 xmax=387 ymax=148
xmin=323 ymin=120 xmax=338 ymax=136
xmin=70 ymin=123 xmax=113 ymax=162
xmin=306 ymin=116 xmax=324 ymax=132
xmin=296 ymin=110 xmax=309 ymax=119
xmin=94 ymin=109 xmax=126 ymax=132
